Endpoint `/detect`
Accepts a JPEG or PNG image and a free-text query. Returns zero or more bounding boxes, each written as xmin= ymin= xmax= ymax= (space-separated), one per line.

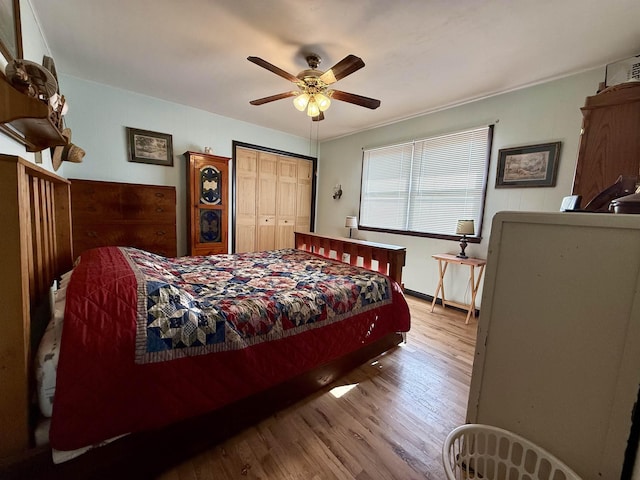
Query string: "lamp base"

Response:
xmin=456 ymin=236 xmax=469 ymax=258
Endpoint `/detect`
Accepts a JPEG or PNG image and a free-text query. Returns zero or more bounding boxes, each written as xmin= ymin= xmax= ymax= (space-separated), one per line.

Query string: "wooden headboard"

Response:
xmin=0 ymin=155 xmax=73 ymax=460
xmin=70 ymin=179 xmax=177 ymax=259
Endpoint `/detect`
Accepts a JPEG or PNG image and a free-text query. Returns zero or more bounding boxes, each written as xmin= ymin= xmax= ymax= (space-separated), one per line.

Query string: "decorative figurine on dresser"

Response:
xmin=184 ymin=151 xmax=230 ymax=255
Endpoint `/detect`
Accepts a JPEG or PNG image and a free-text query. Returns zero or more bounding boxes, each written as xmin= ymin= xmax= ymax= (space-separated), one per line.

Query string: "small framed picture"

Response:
xmin=496 ymin=142 xmax=561 ymax=188
xmin=126 ymin=127 xmax=174 ymax=166
xmin=0 ymin=0 xmax=23 ymax=63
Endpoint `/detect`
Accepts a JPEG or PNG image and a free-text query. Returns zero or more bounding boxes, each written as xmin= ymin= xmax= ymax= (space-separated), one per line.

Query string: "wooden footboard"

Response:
xmin=0 ymin=155 xmax=73 ymax=460
xmin=294 ymin=231 xmax=406 ymax=287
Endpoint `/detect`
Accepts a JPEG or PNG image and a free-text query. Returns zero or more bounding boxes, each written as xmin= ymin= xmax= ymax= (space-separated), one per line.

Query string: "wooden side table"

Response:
xmin=430 ymin=253 xmax=486 ymax=324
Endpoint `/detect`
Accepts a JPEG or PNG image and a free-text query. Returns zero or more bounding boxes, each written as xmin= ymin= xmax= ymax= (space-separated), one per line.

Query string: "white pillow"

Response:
xmin=35 ymin=283 xmax=66 ymax=417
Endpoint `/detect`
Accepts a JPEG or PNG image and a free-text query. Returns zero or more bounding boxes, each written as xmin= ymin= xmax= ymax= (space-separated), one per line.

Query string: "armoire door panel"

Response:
xmin=184 ymin=151 xmax=230 ymax=256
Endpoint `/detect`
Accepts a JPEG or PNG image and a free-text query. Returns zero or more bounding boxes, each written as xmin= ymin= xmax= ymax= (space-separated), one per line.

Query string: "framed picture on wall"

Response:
xmin=126 ymin=127 xmax=174 ymax=166
xmin=495 ymin=142 xmax=561 ymax=188
xmin=0 ymin=0 xmax=23 ymax=62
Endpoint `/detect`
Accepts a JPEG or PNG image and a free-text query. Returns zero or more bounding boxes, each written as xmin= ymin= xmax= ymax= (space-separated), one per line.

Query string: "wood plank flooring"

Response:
xmin=157 ymin=296 xmax=478 ymax=480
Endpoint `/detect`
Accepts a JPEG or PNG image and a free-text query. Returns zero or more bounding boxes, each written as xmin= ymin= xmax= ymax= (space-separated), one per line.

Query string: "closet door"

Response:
xmin=276 ymin=157 xmax=297 ymax=249
xmin=184 ymin=151 xmax=230 ymax=256
xmin=296 ymin=159 xmax=313 ymax=234
xmin=233 ymin=145 xmax=315 ymax=253
xmin=235 ymin=148 xmax=257 ymax=253
xmin=256 ymin=152 xmax=278 ymax=250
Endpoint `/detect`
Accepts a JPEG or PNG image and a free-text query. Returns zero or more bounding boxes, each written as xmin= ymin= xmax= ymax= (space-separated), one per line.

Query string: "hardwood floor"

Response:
xmin=156 ymin=296 xmax=478 ymax=480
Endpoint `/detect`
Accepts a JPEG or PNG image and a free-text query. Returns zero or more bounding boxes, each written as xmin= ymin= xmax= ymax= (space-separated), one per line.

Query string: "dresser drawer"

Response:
xmin=71 ymin=179 xmax=176 ymax=222
xmin=73 ymin=223 xmax=177 ymax=258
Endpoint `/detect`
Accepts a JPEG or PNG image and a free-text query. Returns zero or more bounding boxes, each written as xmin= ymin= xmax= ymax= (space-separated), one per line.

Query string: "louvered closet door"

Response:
xmin=256 ymin=152 xmax=278 ymax=251
xmin=296 ymin=159 xmax=313 ymax=233
xmin=234 ymin=145 xmax=315 ymax=253
xmin=235 ymin=148 xmax=257 ymax=253
xmin=276 ymin=157 xmax=297 ymax=249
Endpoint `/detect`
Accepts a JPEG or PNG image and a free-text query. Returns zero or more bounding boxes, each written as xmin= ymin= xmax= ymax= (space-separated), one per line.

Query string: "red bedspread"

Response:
xmin=50 ymin=247 xmax=410 ymax=451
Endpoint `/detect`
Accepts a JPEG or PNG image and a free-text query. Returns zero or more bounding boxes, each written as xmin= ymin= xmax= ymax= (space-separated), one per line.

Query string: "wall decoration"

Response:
xmin=0 ymin=0 xmax=22 ymax=62
xmin=496 ymin=142 xmax=561 ymax=188
xmin=126 ymin=127 xmax=174 ymax=166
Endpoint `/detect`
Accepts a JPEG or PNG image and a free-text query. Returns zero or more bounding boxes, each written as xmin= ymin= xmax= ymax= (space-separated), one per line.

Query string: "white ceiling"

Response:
xmin=29 ymin=0 xmax=640 ymax=141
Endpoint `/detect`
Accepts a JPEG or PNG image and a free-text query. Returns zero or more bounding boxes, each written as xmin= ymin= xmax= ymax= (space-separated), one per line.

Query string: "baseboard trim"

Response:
xmin=403 ymin=288 xmax=480 ymax=317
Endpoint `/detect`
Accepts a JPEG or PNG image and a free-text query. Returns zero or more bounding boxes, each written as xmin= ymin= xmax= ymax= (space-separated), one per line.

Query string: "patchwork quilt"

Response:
xmin=126 ymin=248 xmax=393 ymax=363
xmin=50 ymin=246 xmax=410 ymax=451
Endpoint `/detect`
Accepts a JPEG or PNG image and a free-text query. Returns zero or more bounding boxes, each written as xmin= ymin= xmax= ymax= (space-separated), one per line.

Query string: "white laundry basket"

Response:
xmin=442 ymin=424 xmax=582 ymax=480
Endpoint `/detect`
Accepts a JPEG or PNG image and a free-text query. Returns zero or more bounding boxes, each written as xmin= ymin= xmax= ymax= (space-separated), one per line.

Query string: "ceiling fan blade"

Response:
xmin=247 ymin=56 xmax=299 ymax=83
xmin=319 ymin=55 xmax=365 ymax=85
xmin=312 ymin=111 xmax=325 ymax=122
xmin=249 ymin=91 xmax=297 ymax=106
xmin=330 ymin=90 xmax=381 ymax=109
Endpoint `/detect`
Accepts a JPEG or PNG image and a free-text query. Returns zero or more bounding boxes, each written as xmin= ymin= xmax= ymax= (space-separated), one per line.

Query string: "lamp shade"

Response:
xmin=293 ymin=93 xmax=310 ymax=111
xmin=345 ymin=216 xmax=358 ymax=228
xmin=306 ymin=98 xmax=320 ymax=117
xmin=456 ymin=219 xmax=475 ymax=236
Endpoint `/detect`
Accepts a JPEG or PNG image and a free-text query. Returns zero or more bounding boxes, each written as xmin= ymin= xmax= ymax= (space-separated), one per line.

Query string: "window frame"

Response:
xmin=358 ymin=125 xmax=494 ymax=242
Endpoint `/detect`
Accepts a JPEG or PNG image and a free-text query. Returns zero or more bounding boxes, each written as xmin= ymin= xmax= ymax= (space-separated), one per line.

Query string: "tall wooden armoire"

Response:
xmin=572 ymin=82 xmax=640 ymax=206
xmin=184 ymin=151 xmax=230 ymax=256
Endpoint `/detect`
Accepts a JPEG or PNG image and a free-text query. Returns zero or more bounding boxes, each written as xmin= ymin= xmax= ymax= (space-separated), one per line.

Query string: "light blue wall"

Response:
xmin=318 ymin=68 xmax=604 ymax=305
xmin=0 ymin=0 xmax=606 ymax=305
xmin=58 ymin=75 xmax=312 ymax=255
xmin=0 ymin=0 xmax=56 ymax=166
xmin=2 ymin=2 xmax=312 ymax=257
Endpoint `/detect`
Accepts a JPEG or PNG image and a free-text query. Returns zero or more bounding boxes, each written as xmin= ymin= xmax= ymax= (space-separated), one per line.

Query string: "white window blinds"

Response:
xmin=360 ymin=125 xmax=492 ymax=237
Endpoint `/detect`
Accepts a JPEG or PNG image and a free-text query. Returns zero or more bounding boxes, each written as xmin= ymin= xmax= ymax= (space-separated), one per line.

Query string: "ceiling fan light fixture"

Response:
xmin=315 ymin=92 xmax=331 ymax=112
xmin=307 ymin=98 xmax=320 ymax=117
xmin=293 ymin=92 xmax=310 ymax=111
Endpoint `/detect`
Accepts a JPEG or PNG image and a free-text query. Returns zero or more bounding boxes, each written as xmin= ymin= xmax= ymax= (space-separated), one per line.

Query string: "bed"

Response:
xmin=0 ymin=154 xmax=410 ymax=476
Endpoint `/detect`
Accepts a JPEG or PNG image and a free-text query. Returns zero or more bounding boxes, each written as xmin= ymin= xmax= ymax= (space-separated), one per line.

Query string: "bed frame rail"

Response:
xmin=0 ymin=155 xmax=73 ymax=460
xmin=294 ymin=231 xmax=406 ymax=287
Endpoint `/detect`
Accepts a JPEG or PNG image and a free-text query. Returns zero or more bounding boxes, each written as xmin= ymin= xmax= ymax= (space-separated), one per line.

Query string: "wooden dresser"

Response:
xmin=572 ymin=82 xmax=640 ymax=206
xmin=70 ymin=179 xmax=177 ymax=258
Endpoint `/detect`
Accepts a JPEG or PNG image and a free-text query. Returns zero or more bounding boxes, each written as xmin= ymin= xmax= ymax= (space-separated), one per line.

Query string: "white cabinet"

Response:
xmin=467 ymin=211 xmax=640 ymax=480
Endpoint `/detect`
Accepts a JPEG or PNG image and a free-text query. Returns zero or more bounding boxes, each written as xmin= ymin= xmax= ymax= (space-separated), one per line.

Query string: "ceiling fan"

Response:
xmin=247 ymin=53 xmax=381 ymax=121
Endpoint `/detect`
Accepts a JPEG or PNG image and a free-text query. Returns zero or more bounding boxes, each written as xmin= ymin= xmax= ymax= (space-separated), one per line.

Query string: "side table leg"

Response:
xmin=467 ymin=264 xmax=485 ymax=323
xmin=431 ymin=260 xmax=447 ymax=312
xmin=465 ymin=265 xmax=476 ymax=324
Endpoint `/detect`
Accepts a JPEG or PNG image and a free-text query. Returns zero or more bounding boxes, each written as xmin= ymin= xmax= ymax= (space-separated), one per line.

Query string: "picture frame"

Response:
xmin=495 ymin=142 xmax=561 ymax=188
xmin=126 ymin=127 xmax=174 ymax=166
xmin=0 ymin=0 xmax=23 ymax=63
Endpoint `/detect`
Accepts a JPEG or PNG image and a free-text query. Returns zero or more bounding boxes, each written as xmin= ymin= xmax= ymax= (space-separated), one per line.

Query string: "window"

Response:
xmin=360 ymin=125 xmax=493 ymax=239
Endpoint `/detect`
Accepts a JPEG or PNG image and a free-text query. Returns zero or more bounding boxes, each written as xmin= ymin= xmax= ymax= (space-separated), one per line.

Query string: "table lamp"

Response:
xmin=456 ymin=219 xmax=475 ymax=258
xmin=345 ymin=216 xmax=358 ymax=238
